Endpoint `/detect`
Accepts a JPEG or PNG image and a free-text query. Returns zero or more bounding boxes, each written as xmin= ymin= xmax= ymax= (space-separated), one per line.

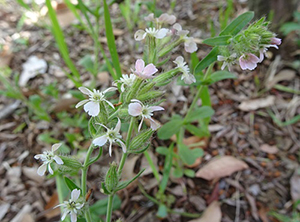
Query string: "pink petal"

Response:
xmin=143 ymin=64 xmax=158 ymax=77
xmin=92 ymin=135 xmax=108 ymax=146
xmin=84 ymin=101 xmax=100 ymax=117
xmin=248 ymin=54 xmax=260 ymax=63
xmin=246 ymin=62 xmax=257 ymax=70
xmin=128 ymin=103 xmax=143 ymax=116
xmin=71 ymin=189 xmax=80 ymax=201
xmin=135 ymin=59 xmax=145 ymax=73
xmin=149 ymin=118 xmax=161 ymax=130
xmin=271 ymin=37 xmax=281 ymax=45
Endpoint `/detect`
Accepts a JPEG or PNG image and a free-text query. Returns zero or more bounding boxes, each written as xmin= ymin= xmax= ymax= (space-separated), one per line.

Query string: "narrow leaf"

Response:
xmin=64 ymin=177 xmax=81 ymax=192
xmin=209 ymin=71 xmax=237 ymax=84
xmin=202 ymin=35 xmax=232 ymax=46
xmin=219 ymin=11 xmax=254 ymax=36
xmin=194 ymin=47 xmax=219 ymax=74
xmin=159 ymin=143 xmax=174 ymax=194
xmin=115 ymin=169 xmax=145 ymax=191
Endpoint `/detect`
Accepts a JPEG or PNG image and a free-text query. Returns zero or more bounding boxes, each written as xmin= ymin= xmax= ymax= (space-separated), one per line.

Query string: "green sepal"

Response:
xmin=129 ymin=129 xmax=154 ymax=151
xmin=59 ymin=156 xmax=82 ymax=170
xmin=101 ymin=182 xmax=112 ymax=195
xmin=105 ymin=162 xmax=119 ymax=193
xmin=128 ymin=144 xmax=150 ymax=154
xmin=137 ymin=91 xmax=164 ymax=102
xmin=139 ymin=82 xmax=155 ymax=95
xmin=115 ymin=169 xmax=145 ymax=191
xmin=64 ymin=177 xmax=81 ymax=192
xmin=125 ymin=78 xmax=143 ymax=103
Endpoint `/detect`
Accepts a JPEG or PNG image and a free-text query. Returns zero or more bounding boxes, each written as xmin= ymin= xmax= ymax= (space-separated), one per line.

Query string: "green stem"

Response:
xmin=81 ymin=144 xmax=95 ymax=222
xmin=144 ymin=150 xmax=160 ymax=183
xmin=184 ymin=63 xmax=214 ymax=122
xmin=106 ymin=194 xmax=114 ymax=222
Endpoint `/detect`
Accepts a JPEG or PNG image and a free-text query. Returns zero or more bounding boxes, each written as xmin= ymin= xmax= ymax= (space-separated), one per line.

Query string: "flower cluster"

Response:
xmin=217 ymin=18 xmax=281 ymax=71
xmin=135 ymin=13 xmax=198 ymax=54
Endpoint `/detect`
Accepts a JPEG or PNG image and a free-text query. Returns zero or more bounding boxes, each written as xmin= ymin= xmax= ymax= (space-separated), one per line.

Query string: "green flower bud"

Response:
xmin=105 ymin=162 xmax=119 ymax=193
xmin=139 ymin=82 xmax=156 ymax=95
xmin=137 ymin=91 xmax=164 ymax=102
xmin=153 ymin=69 xmax=179 ymax=86
xmin=125 ymin=78 xmax=143 ymax=103
xmin=59 ymin=156 xmax=82 ymax=170
xmin=130 ymin=129 xmax=154 ymax=151
xmin=118 ymin=108 xmax=129 ymax=118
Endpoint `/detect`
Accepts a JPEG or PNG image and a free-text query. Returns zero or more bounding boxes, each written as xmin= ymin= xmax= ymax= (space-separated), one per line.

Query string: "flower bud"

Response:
xmin=153 ymin=69 xmax=179 ymax=86
xmin=105 ymin=162 xmax=119 ymax=193
xmin=130 ymin=129 xmax=154 ymax=151
xmin=125 ymin=78 xmax=143 ymax=103
xmin=139 ymin=82 xmax=156 ymax=95
xmin=137 ymin=91 xmax=164 ymax=102
xmin=59 ymin=156 xmax=82 ymax=170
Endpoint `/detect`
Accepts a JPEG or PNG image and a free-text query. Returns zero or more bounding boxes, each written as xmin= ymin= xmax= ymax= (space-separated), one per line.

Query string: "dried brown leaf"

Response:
xmin=290 ymin=169 xmax=300 ymax=204
xmin=188 ymin=201 xmax=221 ymax=222
xmin=195 ymin=156 xmax=248 ymax=180
xmin=260 ymin=144 xmax=279 ymax=154
xmin=238 ymin=96 xmax=275 ymax=111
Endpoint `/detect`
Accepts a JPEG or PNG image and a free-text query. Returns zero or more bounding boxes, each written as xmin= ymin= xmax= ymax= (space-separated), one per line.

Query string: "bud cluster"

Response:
xmin=217 ymin=18 xmax=281 ymax=71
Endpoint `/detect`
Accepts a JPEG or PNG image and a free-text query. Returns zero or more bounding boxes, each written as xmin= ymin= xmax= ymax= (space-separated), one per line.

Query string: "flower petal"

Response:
xmin=53 ymin=155 xmax=64 ymax=165
xmin=34 ymin=154 xmax=43 ymax=160
xmin=104 ymin=99 xmax=115 ymax=110
xmin=149 ymin=118 xmax=161 ymax=130
xmin=61 ymin=209 xmax=69 ymax=221
xmin=115 ymin=118 xmax=122 ymax=132
xmin=93 ymin=135 xmax=108 ymax=147
xmin=75 ymin=99 xmax=89 ymax=108
xmin=239 ymin=57 xmax=247 ymax=70
xmin=109 ymin=141 xmax=113 ymax=156
xmin=182 ymin=73 xmax=196 ymax=84
xmin=52 ymin=143 xmax=62 ymax=152
xmin=37 ymin=163 xmax=47 ymax=176
xmin=184 ymin=38 xmax=197 ymax=53
xmin=78 ymin=87 xmax=92 ymax=96
xmin=70 ymin=211 xmax=77 ymax=222
xmin=143 ymin=64 xmax=158 ymax=77
xmin=154 ymin=28 xmax=169 ymax=39
xmin=84 ymin=101 xmax=100 ymax=117
xmin=148 ymin=106 xmax=164 ymax=112
xmin=48 ymin=164 xmax=54 ymax=175
xmin=173 ymin=23 xmax=182 ymax=31
xmin=144 ymin=13 xmax=154 ymax=22
xmin=135 ymin=59 xmax=145 ymax=73
xmin=134 ymin=30 xmax=146 ymax=41
xmin=71 ymin=189 xmax=81 ymax=201
xmin=128 ymin=103 xmax=143 ymax=116
xmin=117 ymin=140 xmax=127 ymax=153
xmin=103 ymin=87 xmax=117 ymax=94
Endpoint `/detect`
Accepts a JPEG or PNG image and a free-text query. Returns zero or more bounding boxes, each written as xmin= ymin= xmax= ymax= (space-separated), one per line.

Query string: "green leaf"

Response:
xmin=178 ymin=143 xmax=204 ymax=165
xmin=115 ymin=169 xmax=145 ymax=191
xmin=157 ymin=117 xmax=184 ymax=140
xmin=156 ymin=146 xmax=169 ymax=155
xmin=45 ymin=0 xmax=81 ymax=87
xmin=185 ymin=106 xmax=215 ymax=123
xmin=185 ymin=124 xmax=210 ymax=138
xmin=194 ymin=47 xmax=219 ymax=74
xmin=64 ymin=177 xmax=81 ymax=192
xmin=88 ymin=118 xmax=97 ymax=137
xmin=280 ymin=22 xmax=300 ymax=36
xmin=219 ymin=11 xmax=254 ymax=36
xmin=157 ymin=204 xmax=168 ymax=218
xmin=90 ymin=195 xmax=121 ymax=216
xmin=159 ymin=143 xmax=174 ymax=194
xmin=202 ymin=35 xmax=232 ymax=46
xmin=184 ymin=169 xmax=195 ymax=178
xmin=209 ymin=71 xmax=237 ymax=84
xmin=79 ymin=55 xmax=94 ymax=73
xmin=103 ymin=0 xmax=122 ymax=79
xmin=172 ymin=167 xmax=184 ymax=178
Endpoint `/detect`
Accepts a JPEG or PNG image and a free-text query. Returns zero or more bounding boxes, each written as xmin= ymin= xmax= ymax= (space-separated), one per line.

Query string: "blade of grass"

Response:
xmin=45 ymin=0 xmax=81 ymax=87
xmin=103 ymin=0 xmax=122 ymax=79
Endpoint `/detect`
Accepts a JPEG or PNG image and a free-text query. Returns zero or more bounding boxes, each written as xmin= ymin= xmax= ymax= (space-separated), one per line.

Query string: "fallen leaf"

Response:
xmin=0 ymin=44 xmax=13 ymax=68
xmin=23 ymin=167 xmax=44 ymax=184
xmin=189 ymin=201 xmax=221 ymax=222
xmin=195 ymin=156 xmax=248 ymax=180
xmin=260 ymin=144 xmax=279 ymax=154
xmin=238 ymin=96 xmax=275 ymax=111
xmin=267 ymin=69 xmax=296 ymax=89
xmin=44 ymin=192 xmax=60 ymax=219
xmin=0 ymin=203 xmax=10 ymax=220
xmin=245 ymin=193 xmax=259 ymax=221
xmin=11 ymin=204 xmax=32 ymax=222
xmin=19 ymin=55 xmax=47 ymax=87
xmin=290 ymin=169 xmax=300 ymax=209
xmin=122 ymin=156 xmax=139 ymax=181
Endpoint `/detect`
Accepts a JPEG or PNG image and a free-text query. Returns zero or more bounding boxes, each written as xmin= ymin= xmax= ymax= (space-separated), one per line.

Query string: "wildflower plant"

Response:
xmin=34 ymin=8 xmax=281 ymax=222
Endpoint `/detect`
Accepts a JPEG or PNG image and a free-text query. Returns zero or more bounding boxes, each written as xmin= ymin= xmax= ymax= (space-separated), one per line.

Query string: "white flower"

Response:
xmin=128 ymin=99 xmax=164 ymax=131
xmin=173 ymin=56 xmax=196 ymax=84
xmin=113 ymin=74 xmax=136 ymax=92
xmin=55 ymin=189 xmax=84 ymax=222
xmin=172 ymin=23 xmax=198 ymax=53
xmin=134 ymin=27 xmax=169 ymax=41
xmin=92 ymin=118 xmax=126 ymax=156
xmin=217 ymin=53 xmax=237 ymax=71
xmin=144 ymin=13 xmax=176 ymax=25
xmin=34 ymin=143 xmax=64 ymax=176
xmin=75 ymin=87 xmax=117 ymax=117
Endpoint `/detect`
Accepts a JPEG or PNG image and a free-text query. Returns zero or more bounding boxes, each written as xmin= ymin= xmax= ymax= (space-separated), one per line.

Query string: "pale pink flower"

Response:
xmin=34 ymin=143 xmax=63 ymax=176
xmin=128 ymin=99 xmax=164 ymax=131
xmin=92 ymin=118 xmax=126 ymax=156
xmin=132 ymin=59 xmax=158 ymax=79
xmin=134 ymin=27 xmax=169 ymax=41
xmin=172 ymin=23 xmax=198 ymax=53
xmin=75 ymin=87 xmax=117 ymax=117
xmin=173 ymin=56 xmax=196 ymax=84
xmin=270 ymin=37 xmax=281 ymax=47
xmin=239 ymin=53 xmax=260 ymax=70
xmin=217 ymin=53 xmax=237 ymax=70
xmin=144 ymin=13 xmax=176 ymax=25
xmin=55 ymin=189 xmax=84 ymax=222
xmin=113 ymin=74 xmax=136 ymax=92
